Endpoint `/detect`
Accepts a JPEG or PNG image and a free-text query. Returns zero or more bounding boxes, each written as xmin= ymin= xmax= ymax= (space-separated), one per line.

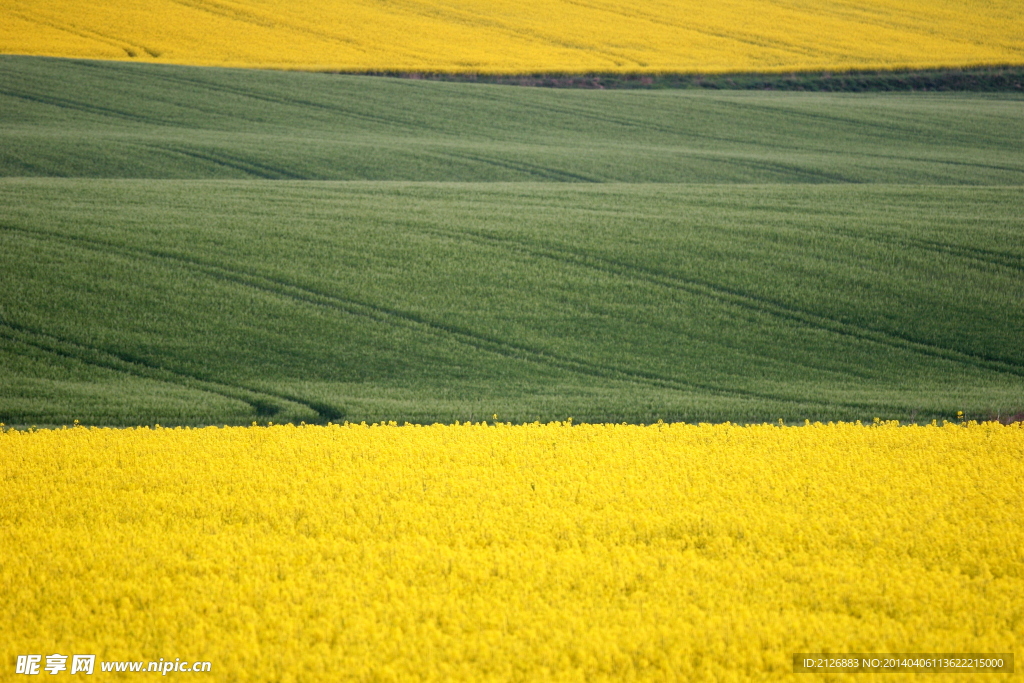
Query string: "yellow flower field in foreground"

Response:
xmin=3 ymin=421 xmax=1022 ymax=680
xmin=2 ymin=0 xmax=1023 ymax=74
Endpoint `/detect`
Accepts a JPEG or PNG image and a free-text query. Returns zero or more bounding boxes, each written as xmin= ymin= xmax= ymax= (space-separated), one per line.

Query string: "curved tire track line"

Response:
xmin=557 ymin=0 xmax=821 ymax=57
xmin=135 ymin=69 xmax=455 ymax=136
xmin=139 ymin=143 xmax=303 ymax=180
xmin=684 ymin=152 xmax=858 ymax=183
xmin=386 ymin=0 xmax=641 ymax=67
xmin=6 ymin=9 xmax=154 ymax=57
xmin=424 ymin=226 xmax=1024 ymax=378
xmin=405 ymin=225 xmax=877 ymax=383
xmin=167 ymin=0 xmax=369 ymax=51
xmin=902 ymin=236 xmax=1024 ymax=272
xmin=0 ymin=86 xmax=167 ymax=127
xmin=861 ymin=153 xmax=1024 ymax=177
xmin=2 ymin=68 xmax=281 ymax=132
xmin=476 ymin=91 xmax=1023 ymax=179
xmin=717 ymin=99 xmax=1020 ymax=160
xmin=437 ymin=150 xmax=602 ymax=183
xmin=467 ymin=89 xmax=714 ymax=141
xmin=167 ymin=0 xmax=276 ymax=29
xmin=0 ymin=321 xmax=336 ymax=422
xmin=711 ymin=99 xmax=938 ymax=144
xmin=0 ymin=224 xmax=861 ymax=411
xmin=826 ymin=225 xmax=1024 ymax=273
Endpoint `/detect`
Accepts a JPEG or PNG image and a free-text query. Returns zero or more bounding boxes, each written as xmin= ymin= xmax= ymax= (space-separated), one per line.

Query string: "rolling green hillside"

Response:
xmin=3 ymin=57 xmax=1024 ymax=184
xmin=1 ymin=57 xmax=1022 ymax=426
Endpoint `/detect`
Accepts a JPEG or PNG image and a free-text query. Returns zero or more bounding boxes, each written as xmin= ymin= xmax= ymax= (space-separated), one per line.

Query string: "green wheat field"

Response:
xmin=2 ymin=56 xmax=1022 ymax=426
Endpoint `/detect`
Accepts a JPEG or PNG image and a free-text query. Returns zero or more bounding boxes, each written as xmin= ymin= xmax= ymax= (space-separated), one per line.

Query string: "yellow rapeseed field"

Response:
xmin=2 ymin=420 xmax=1021 ymax=680
xmin=2 ymin=0 xmax=1023 ymax=73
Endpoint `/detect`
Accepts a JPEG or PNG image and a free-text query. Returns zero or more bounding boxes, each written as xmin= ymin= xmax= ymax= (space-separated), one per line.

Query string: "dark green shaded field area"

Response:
xmin=1 ymin=56 xmax=1022 ymax=426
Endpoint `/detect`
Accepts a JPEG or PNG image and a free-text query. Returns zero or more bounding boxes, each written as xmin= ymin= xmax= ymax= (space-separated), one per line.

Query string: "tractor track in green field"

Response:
xmin=466 ymin=91 xmax=684 ymax=137
xmin=11 ymin=60 xmax=451 ymax=137
xmin=141 ymin=143 xmax=304 ymax=179
xmin=0 ymin=85 xmax=173 ymax=127
xmin=0 ymin=223 xmax=880 ymax=412
xmin=130 ymin=66 xmax=452 ymax=135
xmin=687 ymin=152 xmax=857 ymax=183
xmin=711 ymin=99 xmax=930 ymax=145
xmin=824 ymin=226 xmax=1024 ymax=274
xmin=902 ymin=238 xmax=1024 ymax=272
xmin=0 ymin=320 xmax=342 ymax=422
xmin=438 ymin=150 xmax=601 ymax=183
xmin=421 ymin=226 xmax=1024 ymax=378
xmin=897 ymin=156 xmax=1024 ymax=176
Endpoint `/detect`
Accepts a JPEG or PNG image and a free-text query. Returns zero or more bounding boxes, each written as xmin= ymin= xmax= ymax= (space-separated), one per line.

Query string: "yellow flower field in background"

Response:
xmin=2 ymin=0 xmax=1023 ymax=73
xmin=2 ymin=421 xmax=1021 ymax=680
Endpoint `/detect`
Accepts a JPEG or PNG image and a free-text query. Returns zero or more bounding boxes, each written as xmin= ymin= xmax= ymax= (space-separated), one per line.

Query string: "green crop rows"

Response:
xmin=1 ymin=56 xmax=1022 ymax=426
